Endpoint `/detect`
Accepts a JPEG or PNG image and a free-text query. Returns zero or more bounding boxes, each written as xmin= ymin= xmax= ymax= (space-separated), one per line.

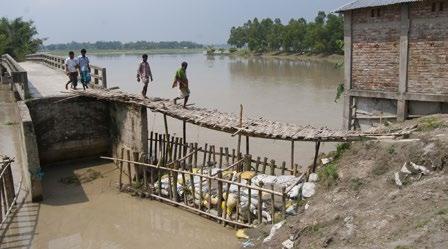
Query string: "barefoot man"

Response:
xmin=172 ymin=61 xmax=190 ymax=107
xmin=137 ymin=54 xmax=153 ymax=98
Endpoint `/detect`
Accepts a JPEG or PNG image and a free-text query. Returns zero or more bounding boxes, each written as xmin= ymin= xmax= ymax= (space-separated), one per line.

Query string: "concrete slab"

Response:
xmin=18 ymin=62 xmax=68 ymax=98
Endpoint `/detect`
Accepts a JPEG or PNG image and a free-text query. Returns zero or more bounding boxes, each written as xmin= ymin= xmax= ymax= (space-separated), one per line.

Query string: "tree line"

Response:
xmin=44 ymin=41 xmax=204 ymax=51
xmin=227 ymin=11 xmax=344 ymax=55
xmin=0 ymin=17 xmax=43 ymax=60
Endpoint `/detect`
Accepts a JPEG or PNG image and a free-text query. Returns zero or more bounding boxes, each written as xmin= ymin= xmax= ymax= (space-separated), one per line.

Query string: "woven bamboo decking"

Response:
xmin=66 ymin=89 xmax=413 ymax=142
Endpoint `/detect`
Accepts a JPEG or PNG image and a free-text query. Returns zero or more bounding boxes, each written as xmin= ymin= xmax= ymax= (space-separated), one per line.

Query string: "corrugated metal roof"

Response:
xmin=336 ymin=0 xmax=422 ymax=12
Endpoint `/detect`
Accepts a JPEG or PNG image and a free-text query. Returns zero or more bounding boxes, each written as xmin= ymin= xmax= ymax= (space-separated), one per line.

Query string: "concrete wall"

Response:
xmin=26 ymin=96 xmax=111 ymax=165
xmin=109 ymin=102 xmax=148 ymax=158
xmin=16 ymin=101 xmax=43 ymax=202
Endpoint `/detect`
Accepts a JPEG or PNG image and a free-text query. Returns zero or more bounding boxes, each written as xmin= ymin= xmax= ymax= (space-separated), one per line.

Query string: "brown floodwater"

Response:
xmin=0 ymin=161 xmax=240 ymax=249
xmin=92 ymin=53 xmax=344 ymax=167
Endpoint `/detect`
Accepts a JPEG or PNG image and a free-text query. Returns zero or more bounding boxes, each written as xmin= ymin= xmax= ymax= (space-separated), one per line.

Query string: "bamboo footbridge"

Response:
xmin=66 ymin=88 xmax=413 ymax=142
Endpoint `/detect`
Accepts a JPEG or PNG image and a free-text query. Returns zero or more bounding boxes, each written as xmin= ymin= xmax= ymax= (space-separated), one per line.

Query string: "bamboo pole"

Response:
xmin=119 ymin=147 xmax=124 ymax=190
xmin=154 ymin=133 xmax=158 ymax=162
xmin=173 ymin=161 xmax=179 ymax=201
xmin=262 ymin=157 xmax=268 ymax=174
xmin=270 ymin=159 xmax=276 ymax=176
xmin=181 ymin=157 xmax=187 ymax=205
xmin=223 ymin=173 xmax=233 ymax=227
xmin=247 ymin=179 xmax=252 ymax=224
xmin=183 ymin=120 xmax=187 ymax=155
xmin=149 ymin=131 xmax=153 ymax=158
xmin=282 ymin=186 xmax=287 ymax=220
xmin=270 ymin=184 xmax=275 ymax=224
xmin=224 ymin=147 xmax=229 ymax=167
xmin=127 ymin=150 xmax=132 ymax=185
xmin=236 ymin=174 xmax=241 ymax=222
xmin=232 ymin=149 xmax=236 ymax=164
xmin=311 ymin=141 xmax=321 ymax=173
xmin=255 ymin=157 xmax=261 ymax=173
xmin=157 ymin=151 xmax=162 ymax=197
xmin=163 ymin=114 xmax=170 ymax=154
xmin=258 ymin=182 xmax=263 ymax=224
xmin=290 ymin=141 xmax=295 ymax=175
xmin=281 ymin=161 xmax=286 ymax=175
xmin=217 ymin=170 xmax=223 ymax=222
xmin=236 ymin=104 xmax=243 ymax=160
xmin=294 ymin=164 xmax=299 ymax=177
xmin=246 ymin=136 xmax=249 ymax=155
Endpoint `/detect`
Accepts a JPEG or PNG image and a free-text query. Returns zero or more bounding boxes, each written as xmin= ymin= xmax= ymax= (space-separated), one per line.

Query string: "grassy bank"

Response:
xmin=231 ymin=50 xmax=344 ymax=64
xmin=43 ymin=48 xmax=205 ymax=56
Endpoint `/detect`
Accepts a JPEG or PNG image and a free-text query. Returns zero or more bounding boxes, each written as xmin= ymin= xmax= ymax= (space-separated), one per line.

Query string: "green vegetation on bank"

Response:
xmin=0 ymin=17 xmax=43 ymax=60
xmin=44 ymin=41 xmax=203 ymax=52
xmin=46 ymin=48 xmax=204 ymax=57
xmin=227 ymin=11 xmax=343 ymax=55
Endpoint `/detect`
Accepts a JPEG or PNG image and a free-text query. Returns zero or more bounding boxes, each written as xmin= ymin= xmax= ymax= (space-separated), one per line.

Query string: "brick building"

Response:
xmin=337 ymin=0 xmax=448 ymax=130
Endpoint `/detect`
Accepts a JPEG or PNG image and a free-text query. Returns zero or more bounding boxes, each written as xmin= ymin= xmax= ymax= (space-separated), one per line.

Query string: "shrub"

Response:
xmin=318 ymin=163 xmax=338 ymax=188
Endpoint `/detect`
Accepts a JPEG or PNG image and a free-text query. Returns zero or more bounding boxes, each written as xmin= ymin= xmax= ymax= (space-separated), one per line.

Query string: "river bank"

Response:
xmin=242 ymin=115 xmax=448 ymax=248
xmin=208 ymin=50 xmax=344 ymax=65
xmin=44 ymin=48 xmax=204 ymax=57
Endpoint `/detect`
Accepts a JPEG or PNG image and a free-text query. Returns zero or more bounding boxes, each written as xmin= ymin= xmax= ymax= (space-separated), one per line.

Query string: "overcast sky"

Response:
xmin=0 ymin=0 xmax=349 ymax=45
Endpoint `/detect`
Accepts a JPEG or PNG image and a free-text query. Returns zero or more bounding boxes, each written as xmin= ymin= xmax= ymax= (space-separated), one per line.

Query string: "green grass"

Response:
xmin=436 ymin=207 xmax=448 ymax=215
xmin=417 ymin=116 xmax=446 ymax=132
xmin=318 ymin=163 xmax=339 ymax=188
xmin=387 ymin=145 xmax=396 ymax=155
xmin=350 ymin=178 xmax=363 ymax=191
xmin=2 ymin=121 xmax=17 ymax=126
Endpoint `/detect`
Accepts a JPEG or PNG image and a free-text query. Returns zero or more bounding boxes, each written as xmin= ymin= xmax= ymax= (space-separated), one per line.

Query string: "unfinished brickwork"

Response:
xmin=408 ymin=1 xmax=448 ymax=94
xmin=352 ymin=5 xmax=401 ymax=92
xmin=342 ymin=0 xmax=448 ymax=130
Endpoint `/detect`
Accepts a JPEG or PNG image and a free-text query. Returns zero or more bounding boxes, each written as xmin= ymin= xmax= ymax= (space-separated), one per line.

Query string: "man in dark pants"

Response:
xmin=65 ymin=51 xmax=79 ymax=90
xmin=137 ymin=54 xmax=153 ymax=98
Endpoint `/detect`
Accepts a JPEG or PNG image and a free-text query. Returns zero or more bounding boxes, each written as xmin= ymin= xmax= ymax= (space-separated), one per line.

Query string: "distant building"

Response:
xmin=337 ymin=0 xmax=448 ymax=130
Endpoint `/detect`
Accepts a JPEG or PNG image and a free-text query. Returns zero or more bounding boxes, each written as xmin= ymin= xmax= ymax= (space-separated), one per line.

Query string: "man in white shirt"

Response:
xmin=65 ymin=51 xmax=79 ymax=90
xmin=78 ymin=49 xmax=91 ymax=90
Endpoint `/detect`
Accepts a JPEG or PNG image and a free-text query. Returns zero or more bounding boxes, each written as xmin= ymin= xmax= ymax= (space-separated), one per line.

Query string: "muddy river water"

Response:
xmin=93 ymin=53 xmax=344 ymax=166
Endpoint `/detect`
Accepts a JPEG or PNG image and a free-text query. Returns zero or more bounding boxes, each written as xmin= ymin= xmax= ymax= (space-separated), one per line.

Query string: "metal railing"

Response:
xmin=0 ymin=54 xmax=29 ymax=99
xmin=26 ymin=53 xmax=107 ymax=88
xmin=0 ymin=156 xmax=21 ymax=227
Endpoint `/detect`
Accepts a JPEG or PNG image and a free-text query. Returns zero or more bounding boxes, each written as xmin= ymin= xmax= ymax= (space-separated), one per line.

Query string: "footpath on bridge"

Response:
xmin=19 ymin=61 xmax=68 ymax=98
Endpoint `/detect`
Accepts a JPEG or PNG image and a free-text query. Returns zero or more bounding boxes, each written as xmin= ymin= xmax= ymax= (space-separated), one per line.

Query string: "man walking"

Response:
xmin=65 ymin=51 xmax=79 ymax=90
xmin=137 ymin=54 xmax=153 ymax=98
xmin=172 ymin=62 xmax=190 ymax=107
xmin=78 ymin=48 xmax=91 ymax=90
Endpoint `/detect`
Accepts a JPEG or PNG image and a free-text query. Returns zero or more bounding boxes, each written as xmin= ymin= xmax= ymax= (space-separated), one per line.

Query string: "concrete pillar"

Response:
xmin=343 ymin=11 xmax=353 ymax=130
xmin=398 ymin=4 xmax=410 ymax=122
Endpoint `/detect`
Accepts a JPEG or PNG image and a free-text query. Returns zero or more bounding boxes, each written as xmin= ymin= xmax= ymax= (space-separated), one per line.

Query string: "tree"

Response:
xmin=226 ymin=11 xmax=344 ymax=55
xmin=0 ymin=17 xmax=43 ymax=60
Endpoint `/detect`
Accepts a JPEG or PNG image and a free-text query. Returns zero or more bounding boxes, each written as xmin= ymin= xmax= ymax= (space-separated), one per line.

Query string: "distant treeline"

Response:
xmin=228 ymin=11 xmax=343 ymax=55
xmin=43 ymin=41 xmax=204 ymax=51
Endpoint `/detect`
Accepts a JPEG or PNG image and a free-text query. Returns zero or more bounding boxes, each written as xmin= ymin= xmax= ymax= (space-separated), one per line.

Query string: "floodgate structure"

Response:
xmin=339 ymin=0 xmax=448 ymax=130
xmin=0 ymin=52 xmax=415 ymax=244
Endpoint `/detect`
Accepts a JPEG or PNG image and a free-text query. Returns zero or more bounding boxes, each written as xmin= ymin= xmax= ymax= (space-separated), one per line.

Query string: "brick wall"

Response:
xmin=408 ymin=1 xmax=448 ymax=94
xmin=351 ymin=5 xmax=401 ymax=92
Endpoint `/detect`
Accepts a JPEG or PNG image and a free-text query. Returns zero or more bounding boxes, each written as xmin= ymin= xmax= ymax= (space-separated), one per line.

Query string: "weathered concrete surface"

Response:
xmin=19 ymin=61 xmax=68 ymax=98
xmin=0 ymin=161 xmax=239 ymax=249
xmin=0 ymin=84 xmax=42 ymax=202
xmin=110 ymin=102 xmax=148 ymax=158
xmin=16 ymin=101 xmax=43 ymax=201
xmin=26 ymin=97 xmax=111 ymax=165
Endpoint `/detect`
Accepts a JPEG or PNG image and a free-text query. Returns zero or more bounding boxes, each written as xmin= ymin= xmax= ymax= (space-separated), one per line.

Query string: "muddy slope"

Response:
xmin=256 ymin=115 xmax=448 ymax=249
